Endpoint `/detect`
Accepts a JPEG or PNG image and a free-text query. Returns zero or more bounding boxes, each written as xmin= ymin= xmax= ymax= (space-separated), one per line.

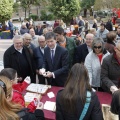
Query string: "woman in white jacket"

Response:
xmin=84 ymin=37 xmax=110 ymax=91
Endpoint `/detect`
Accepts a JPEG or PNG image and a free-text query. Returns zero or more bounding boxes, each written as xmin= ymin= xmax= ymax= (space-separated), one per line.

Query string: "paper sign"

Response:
xmin=44 ymin=101 xmax=56 ymax=111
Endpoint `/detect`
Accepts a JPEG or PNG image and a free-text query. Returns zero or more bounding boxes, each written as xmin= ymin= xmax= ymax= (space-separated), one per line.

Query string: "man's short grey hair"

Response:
xmin=13 ymin=35 xmax=23 ymax=43
xmin=86 ymin=33 xmax=94 ymax=38
xmin=23 ymin=33 xmax=32 ymax=39
xmin=92 ymin=37 xmax=105 ymax=52
xmin=38 ymin=35 xmax=45 ymax=40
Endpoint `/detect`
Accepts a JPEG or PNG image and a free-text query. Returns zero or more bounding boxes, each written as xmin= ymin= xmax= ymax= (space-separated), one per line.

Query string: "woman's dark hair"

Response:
xmin=53 ymin=26 xmax=64 ymax=35
xmin=100 ymin=23 xmax=106 ymax=28
xmin=0 ymin=68 xmax=17 ymax=80
xmin=60 ymin=63 xmax=92 ymax=113
xmin=107 ymin=31 xmax=116 ymax=43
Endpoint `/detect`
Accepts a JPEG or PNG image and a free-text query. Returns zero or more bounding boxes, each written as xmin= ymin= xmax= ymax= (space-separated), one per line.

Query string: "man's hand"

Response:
xmin=36 ymin=102 xmax=44 ymax=110
xmin=45 ymin=71 xmax=53 ymax=78
xmin=39 ymin=68 xmax=46 ymax=75
xmin=24 ymin=76 xmax=31 ymax=84
xmin=110 ymin=86 xmax=118 ymax=93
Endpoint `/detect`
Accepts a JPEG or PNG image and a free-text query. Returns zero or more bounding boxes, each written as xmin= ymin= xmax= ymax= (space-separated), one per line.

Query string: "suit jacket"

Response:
xmin=35 ymin=28 xmax=43 ymax=36
xmin=33 ymin=47 xmax=44 ymax=70
xmin=75 ymin=43 xmax=89 ymax=63
xmin=43 ymin=45 xmax=69 ymax=87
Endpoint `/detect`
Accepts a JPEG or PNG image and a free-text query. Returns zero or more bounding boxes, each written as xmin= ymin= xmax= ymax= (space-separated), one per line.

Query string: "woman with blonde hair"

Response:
xmin=0 ymin=76 xmax=45 ymax=120
xmin=0 ymin=76 xmax=22 ymax=120
xmin=92 ymin=19 xmax=98 ymax=30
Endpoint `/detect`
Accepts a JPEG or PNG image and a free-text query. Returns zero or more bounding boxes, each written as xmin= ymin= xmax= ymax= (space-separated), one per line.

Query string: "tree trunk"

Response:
xmin=90 ymin=8 xmax=93 ymax=16
xmin=84 ymin=9 xmax=87 ymax=17
xmin=25 ymin=8 xmax=27 ymax=19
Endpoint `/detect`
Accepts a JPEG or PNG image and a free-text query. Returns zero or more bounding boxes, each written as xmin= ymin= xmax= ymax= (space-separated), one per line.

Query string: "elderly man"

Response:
xmin=33 ymin=35 xmax=46 ymax=84
xmin=75 ymin=33 xmax=94 ymax=63
xmin=3 ymin=35 xmax=35 ymax=83
xmin=29 ymin=28 xmax=39 ymax=47
xmin=35 ymin=23 xmax=43 ymax=36
xmin=101 ymin=41 xmax=120 ymax=93
xmin=23 ymin=33 xmax=36 ymax=51
xmin=20 ymin=22 xmax=29 ymax=35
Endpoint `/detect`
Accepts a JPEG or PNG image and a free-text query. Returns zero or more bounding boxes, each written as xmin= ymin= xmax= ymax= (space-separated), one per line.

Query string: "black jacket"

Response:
xmin=43 ymin=45 xmax=69 ymax=87
xmin=3 ymin=45 xmax=35 ymax=82
xmin=56 ymin=90 xmax=103 ymax=120
xmin=75 ymin=43 xmax=89 ymax=64
xmin=18 ymin=108 xmax=44 ymax=120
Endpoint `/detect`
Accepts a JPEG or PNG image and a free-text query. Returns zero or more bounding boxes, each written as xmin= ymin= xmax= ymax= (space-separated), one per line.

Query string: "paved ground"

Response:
xmin=0 ymin=39 xmax=12 ymax=71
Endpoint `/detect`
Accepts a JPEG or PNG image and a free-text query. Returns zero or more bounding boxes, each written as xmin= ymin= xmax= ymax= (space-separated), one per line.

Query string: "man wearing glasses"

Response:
xmin=3 ymin=35 xmax=35 ymax=83
xmin=101 ymin=41 xmax=120 ymax=93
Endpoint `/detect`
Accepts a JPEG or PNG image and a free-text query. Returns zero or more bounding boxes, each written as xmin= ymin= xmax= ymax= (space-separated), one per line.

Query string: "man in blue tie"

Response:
xmin=39 ymin=32 xmax=69 ymax=87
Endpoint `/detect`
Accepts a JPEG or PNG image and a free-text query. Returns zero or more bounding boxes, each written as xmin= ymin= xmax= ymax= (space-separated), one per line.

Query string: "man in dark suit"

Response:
xmin=33 ymin=35 xmax=46 ymax=84
xmin=39 ymin=32 xmax=69 ymax=87
xmin=75 ymin=33 xmax=94 ymax=63
xmin=35 ymin=23 xmax=43 ymax=36
xmin=3 ymin=35 xmax=35 ymax=83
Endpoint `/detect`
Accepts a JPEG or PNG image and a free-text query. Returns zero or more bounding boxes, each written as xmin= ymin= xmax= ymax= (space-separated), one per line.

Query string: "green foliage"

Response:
xmin=13 ymin=2 xmax=20 ymax=12
xmin=0 ymin=0 xmax=14 ymax=23
xmin=49 ymin=0 xmax=80 ymax=23
xmin=81 ymin=0 xmax=95 ymax=9
xmin=94 ymin=0 xmax=120 ymax=11
xmin=29 ymin=14 xmax=39 ymax=21
xmin=40 ymin=10 xmax=55 ymax=21
xmin=47 ymin=14 xmax=55 ymax=20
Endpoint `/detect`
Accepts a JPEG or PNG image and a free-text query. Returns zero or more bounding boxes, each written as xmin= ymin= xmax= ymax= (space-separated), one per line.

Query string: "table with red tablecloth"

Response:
xmin=40 ymin=86 xmax=112 ymax=120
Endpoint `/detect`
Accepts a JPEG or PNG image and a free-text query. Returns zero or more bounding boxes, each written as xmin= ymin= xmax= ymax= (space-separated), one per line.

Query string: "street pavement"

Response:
xmin=0 ymin=39 xmax=12 ymax=71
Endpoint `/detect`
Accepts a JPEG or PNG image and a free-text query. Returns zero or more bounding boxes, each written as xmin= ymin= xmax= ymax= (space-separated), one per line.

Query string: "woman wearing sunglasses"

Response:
xmin=84 ymin=37 xmax=110 ymax=91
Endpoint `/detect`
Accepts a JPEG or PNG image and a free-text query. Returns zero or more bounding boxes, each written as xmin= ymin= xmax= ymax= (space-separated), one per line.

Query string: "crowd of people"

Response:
xmin=0 ymin=15 xmax=120 ymax=119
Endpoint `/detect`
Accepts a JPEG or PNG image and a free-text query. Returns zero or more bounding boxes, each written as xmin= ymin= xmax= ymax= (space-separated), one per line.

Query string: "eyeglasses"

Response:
xmin=86 ymin=38 xmax=92 ymax=40
xmin=94 ymin=46 xmax=102 ymax=49
xmin=0 ymin=80 xmax=7 ymax=97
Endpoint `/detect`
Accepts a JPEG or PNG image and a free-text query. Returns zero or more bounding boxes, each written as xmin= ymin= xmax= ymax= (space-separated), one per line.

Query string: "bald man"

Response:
xmin=29 ymin=28 xmax=39 ymax=47
xmin=75 ymin=33 xmax=94 ymax=63
xmin=23 ymin=33 xmax=36 ymax=51
xmin=33 ymin=35 xmax=46 ymax=84
xmin=101 ymin=41 xmax=120 ymax=93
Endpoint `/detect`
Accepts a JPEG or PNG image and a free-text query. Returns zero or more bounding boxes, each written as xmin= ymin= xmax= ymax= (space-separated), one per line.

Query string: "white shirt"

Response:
xmin=87 ymin=46 xmax=92 ymax=53
xmin=15 ymin=47 xmax=23 ymax=54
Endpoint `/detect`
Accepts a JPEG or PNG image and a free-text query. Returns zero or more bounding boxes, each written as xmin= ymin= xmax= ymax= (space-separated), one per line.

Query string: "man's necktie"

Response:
xmin=51 ymin=49 xmax=54 ymax=64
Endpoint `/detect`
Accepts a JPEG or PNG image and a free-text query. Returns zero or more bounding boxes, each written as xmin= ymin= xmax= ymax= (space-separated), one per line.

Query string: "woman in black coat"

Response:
xmin=56 ymin=63 xmax=103 ymax=120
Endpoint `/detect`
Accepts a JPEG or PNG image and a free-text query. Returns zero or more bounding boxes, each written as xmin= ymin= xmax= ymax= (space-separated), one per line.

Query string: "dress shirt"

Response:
xmin=87 ymin=46 xmax=92 ymax=53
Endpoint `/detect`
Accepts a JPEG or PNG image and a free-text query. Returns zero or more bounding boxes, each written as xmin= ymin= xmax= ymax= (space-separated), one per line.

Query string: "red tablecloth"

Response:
xmin=41 ymin=86 xmax=112 ymax=120
xmin=41 ymin=86 xmax=63 ymax=120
